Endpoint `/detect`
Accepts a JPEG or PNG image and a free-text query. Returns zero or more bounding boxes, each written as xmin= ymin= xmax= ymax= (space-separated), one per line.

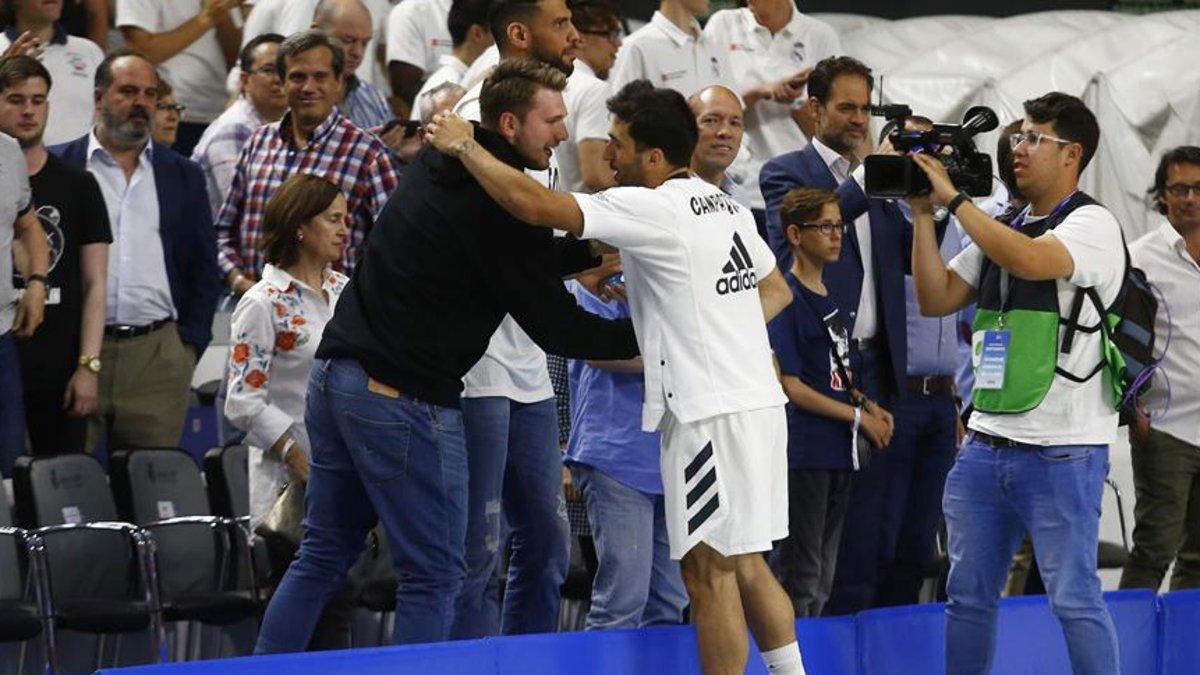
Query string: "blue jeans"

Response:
xmin=943 ymin=436 xmax=1119 ymax=675
xmin=452 ymin=396 xmax=570 ymax=638
xmin=572 ymin=463 xmax=687 ymax=629
xmin=254 ymin=359 xmax=468 ymax=652
xmin=0 ymin=332 xmax=25 ymax=477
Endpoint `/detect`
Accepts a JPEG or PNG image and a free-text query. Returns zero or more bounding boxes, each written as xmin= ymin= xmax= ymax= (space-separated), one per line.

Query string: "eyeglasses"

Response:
xmin=797 ymin=222 xmax=847 ymax=236
xmin=156 ymin=102 xmax=186 ymax=113
xmin=1009 ymin=131 xmax=1073 ymax=151
xmin=250 ymin=65 xmax=280 ymax=77
xmin=579 ymin=28 xmax=622 ymax=42
xmin=1164 ymin=183 xmax=1200 ymax=199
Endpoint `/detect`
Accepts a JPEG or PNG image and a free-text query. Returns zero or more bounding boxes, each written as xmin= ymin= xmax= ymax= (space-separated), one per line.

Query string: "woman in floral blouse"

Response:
xmin=225 ymin=173 xmax=348 ymax=533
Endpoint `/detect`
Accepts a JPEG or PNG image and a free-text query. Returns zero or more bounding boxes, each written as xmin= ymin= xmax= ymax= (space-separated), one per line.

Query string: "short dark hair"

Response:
xmin=479 ymin=57 xmax=566 ymax=129
xmin=807 ymin=56 xmax=873 ymax=104
xmin=276 ymin=30 xmax=346 ymax=80
xmin=606 ymin=80 xmax=697 ymax=168
xmin=1022 ymin=92 xmax=1100 ymax=176
xmin=487 ymin=0 xmax=542 ymax=48
xmin=780 ymin=187 xmax=839 ymax=232
xmin=95 ymin=48 xmax=156 ymax=92
xmin=0 ymin=55 xmax=52 ymax=93
xmin=996 ymin=119 xmax=1023 ymax=200
xmin=1149 ymin=145 xmax=1200 ymax=215
xmin=262 ymin=173 xmax=344 ymax=267
xmin=240 ymin=33 xmax=285 ymax=73
xmin=568 ymin=0 xmax=620 ymax=32
xmin=449 ymin=0 xmax=492 ymax=47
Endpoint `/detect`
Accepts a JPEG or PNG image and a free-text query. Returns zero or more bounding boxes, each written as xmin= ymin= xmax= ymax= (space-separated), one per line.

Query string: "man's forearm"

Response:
xmin=15 ymin=212 xmax=49 ymax=276
xmin=454 ymin=140 xmax=583 ymax=235
xmin=79 ymin=243 xmax=107 ymax=358
xmin=122 ymin=20 xmax=213 ymax=65
xmin=954 ymin=201 xmax=1070 ymax=281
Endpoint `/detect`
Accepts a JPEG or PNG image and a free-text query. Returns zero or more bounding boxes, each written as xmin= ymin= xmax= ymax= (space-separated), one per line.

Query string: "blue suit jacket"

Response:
xmin=760 ymin=144 xmax=909 ymax=396
xmin=52 ymin=136 xmax=220 ymax=357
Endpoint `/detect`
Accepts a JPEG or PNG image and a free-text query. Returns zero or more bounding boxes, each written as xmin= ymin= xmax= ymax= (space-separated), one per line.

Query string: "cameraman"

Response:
xmin=907 ymin=92 xmax=1121 ymax=675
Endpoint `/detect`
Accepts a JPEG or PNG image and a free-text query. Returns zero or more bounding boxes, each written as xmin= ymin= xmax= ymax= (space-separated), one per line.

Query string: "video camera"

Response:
xmin=863 ymin=103 xmax=998 ymax=198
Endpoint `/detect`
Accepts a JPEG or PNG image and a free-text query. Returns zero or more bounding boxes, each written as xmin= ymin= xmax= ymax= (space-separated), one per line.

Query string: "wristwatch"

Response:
xmin=25 ymin=273 xmax=49 ymax=288
xmin=947 ymin=191 xmax=971 ymax=216
xmin=79 ymin=354 xmax=102 ymax=374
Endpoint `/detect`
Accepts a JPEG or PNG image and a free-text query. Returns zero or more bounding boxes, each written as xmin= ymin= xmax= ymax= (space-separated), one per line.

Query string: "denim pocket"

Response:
xmin=1036 ymin=445 xmax=1096 ymax=462
xmin=345 ymin=410 xmax=411 ymax=484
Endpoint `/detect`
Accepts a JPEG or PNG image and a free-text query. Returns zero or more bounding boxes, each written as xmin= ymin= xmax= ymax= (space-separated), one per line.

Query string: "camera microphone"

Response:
xmin=961 ymin=106 xmax=1000 ymax=137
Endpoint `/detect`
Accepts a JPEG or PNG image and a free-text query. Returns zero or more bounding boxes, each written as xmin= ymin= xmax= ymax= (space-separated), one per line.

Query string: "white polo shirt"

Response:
xmin=608 ymin=11 xmax=731 ymax=97
xmin=0 ymin=29 xmax=103 ymax=146
xmin=386 ymin=0 xmax=452 ymax=76
xmin=574 ymin=176 xmax=786 ymax=430
xmin=117 ymin=0 xmax=229 ymax=123
xmin=459 ymin=44 xmax=499 ymax=92
xmin=408 ymin=54 xmax=468 ymax=121
xmin=558 ymin=59 xmax=612 ymax=193
xmin=1130 ymin=221 xmax=1200 ymax=447
xmin=703 ymin=7 xmax=839 ymax=210
xmin=455 ymin=78 xmax=560 ymax=402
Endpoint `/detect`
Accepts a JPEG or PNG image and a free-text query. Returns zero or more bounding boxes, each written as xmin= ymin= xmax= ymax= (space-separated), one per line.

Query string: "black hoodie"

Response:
xmin=316 ymin=126 xmax=640 ymax=407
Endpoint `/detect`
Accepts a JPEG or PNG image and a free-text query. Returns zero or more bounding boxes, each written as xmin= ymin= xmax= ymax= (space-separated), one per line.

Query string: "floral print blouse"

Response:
xmin=225 ymin=264 xmax=346 ymax=490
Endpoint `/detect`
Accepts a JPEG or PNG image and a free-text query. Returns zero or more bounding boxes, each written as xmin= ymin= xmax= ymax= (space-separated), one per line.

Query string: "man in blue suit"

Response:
xmin=53 ymin=48 xmax=219 ymax=452
xmin=761 ymin=55 xmax=910 ymax=616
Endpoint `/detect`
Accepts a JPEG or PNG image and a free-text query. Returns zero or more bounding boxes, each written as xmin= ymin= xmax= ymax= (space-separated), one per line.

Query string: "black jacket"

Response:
xmin=317 ymin=126 xmax=639 ymax=406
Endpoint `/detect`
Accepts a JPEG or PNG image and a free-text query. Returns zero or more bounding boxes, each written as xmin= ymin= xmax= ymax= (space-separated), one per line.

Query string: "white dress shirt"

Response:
xmin=702 ymin=7 xmax=840 ymax=210
xmin=812 ymin=137 xmax=877 ymax=339
xmin=225 ymin=264 xmax=348 ymax=526
xmin=608 ymin=11 xmax=731 ymax=98
xmin=190 ymin=97 xmax=268 ymax=218
xmin=86 ymin=133 xmax=175 ymax=327
xmin=1130 ymin=221 xmax=1200 ymax=447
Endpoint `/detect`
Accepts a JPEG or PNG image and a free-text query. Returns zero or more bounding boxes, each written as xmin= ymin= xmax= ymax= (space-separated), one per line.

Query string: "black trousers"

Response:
xmin=770 ymin=468 xmax=853 ymax=618
xmin=24 ymin=385 xmax=87 ymax=456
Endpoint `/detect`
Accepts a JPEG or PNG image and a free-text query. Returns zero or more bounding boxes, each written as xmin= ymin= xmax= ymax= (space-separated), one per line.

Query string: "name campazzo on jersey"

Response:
xmin=690 ymin=192 xmax=743 ymax=216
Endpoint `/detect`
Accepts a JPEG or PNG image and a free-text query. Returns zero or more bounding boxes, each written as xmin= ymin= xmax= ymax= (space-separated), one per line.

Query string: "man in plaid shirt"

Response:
xmin=216 ymin=30 xmax=399 ymax=293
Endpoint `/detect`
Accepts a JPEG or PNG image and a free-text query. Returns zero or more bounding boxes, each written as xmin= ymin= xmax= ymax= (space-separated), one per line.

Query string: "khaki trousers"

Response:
xmin=88 ymin=323 xmax=194 ymax=451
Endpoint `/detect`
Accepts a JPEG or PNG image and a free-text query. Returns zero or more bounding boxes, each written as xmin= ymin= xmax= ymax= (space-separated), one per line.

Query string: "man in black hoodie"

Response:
xmin=254 ymin=59 xmax=638 ymax=652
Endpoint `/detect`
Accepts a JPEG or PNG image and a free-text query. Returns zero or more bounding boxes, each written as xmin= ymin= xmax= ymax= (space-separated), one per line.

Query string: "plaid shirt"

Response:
xmin=341 ymin=78 xmax=393 ymax=130
xmin=191 ymin=96 xmax=268 ymax=218
xmin=215 ymin=108 xmax=400 ymax=276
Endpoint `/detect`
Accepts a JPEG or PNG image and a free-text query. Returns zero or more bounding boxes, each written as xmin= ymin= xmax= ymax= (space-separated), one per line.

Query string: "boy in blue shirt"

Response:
xmin=767 ymin=187 xmax=894 ymax=617
xmin=565 ymin=281 xmax=688 ymax=629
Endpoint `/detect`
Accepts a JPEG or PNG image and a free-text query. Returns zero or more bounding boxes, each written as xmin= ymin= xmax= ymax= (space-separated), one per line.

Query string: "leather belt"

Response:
xmin=105 ymin=318 xmax=172 ymax=339
xmin=905 ymin=375 xmax=954 ymax=396
xmin=852 ymin=337 xmax=882 ymax=352
xmin=970 ymin=430 xmax=1020 ymax=449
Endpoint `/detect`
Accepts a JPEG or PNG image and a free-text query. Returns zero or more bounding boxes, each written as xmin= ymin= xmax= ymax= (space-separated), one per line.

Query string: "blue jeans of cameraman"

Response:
xmin=943 ymin=435 xmax=1118 ymax=675
xmin=255 ymin=359 xmax=468 ymax=652
xmin=451 ymin=396 xmax=570 ymax=638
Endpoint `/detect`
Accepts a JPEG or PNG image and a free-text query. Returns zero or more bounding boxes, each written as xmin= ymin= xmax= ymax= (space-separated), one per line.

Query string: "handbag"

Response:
xmin=255 ymin=481 xmax=306 ymax=548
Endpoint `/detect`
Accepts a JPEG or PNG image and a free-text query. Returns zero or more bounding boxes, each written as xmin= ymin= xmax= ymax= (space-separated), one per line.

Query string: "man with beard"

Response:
xmin=428 ymin=80 xmax=805 ymax=675
xmin=52 ymin=49 xmax=219 ymax=452
xmin=0 ymin=55 xmax=110 ymax=460
xmin=448 ymin=0 xmax=593 ymax=639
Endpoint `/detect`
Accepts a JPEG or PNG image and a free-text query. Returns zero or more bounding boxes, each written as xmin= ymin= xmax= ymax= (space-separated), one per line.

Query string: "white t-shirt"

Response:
xmin=702 ymin=7 xmax=839 ymax=210
xmin=455 ymin=79 xmax=559 ymax=402
xmin=608 ymin=11 xmax=731 ymax=98
xmin=1 ymin=134 xmax=31 ymax=333
xmin=408 ymin=54 xmax=468 ymax=121
xmin=386 ymin=0 xmax=452 ymax=75
xmin=574 ymin=177 xmax=786 ymax=430
xmin=0 ymin=32 xmax=103 ymax=146
xmin=458 ymin=44 xmax=499 ymax=93
xmin=558 ymin=59 xmax=611 ymax=193
xmin=948 ymin=203 xmax=1125 ymax=445
xmin=117 ymin=0 xmax=229 ymax=123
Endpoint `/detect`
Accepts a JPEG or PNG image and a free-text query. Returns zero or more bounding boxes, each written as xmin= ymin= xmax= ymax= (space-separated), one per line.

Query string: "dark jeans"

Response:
xmin=451 ymin=396 xmax=569 ymax=638
xmin=254 ymin=359 xmax=468 ymax=652
xmin=0 ymin=332 xmax=24 ymax=476
xmin=1120 ymin=427 xmax=1200 ymax=591
xmin=875 ymin=388 xmax=957 ymax=607
xmin=770 ymin=468 xmax=853 ymax=617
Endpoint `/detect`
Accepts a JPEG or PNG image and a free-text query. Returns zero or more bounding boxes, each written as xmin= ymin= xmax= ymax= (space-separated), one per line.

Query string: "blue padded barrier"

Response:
xmin=1159 ymin=589 xmax=1200 ymax=675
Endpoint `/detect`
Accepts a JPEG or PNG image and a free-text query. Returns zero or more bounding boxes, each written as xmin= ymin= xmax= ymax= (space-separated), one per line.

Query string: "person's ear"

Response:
xmin=507 ymin=22 xmax=531 ymax=50
xmin=785 ymin=223 xmax=802 ymax=246
xmin=498 ymin=110 xmax=519 ymax=139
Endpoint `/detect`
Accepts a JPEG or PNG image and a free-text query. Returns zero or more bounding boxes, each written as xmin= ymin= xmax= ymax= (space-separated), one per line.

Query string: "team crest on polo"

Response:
xmin=715 ymin=232 xmax=758 ymax=296
xmin=791 ymin=41 xmax=806 ymax=65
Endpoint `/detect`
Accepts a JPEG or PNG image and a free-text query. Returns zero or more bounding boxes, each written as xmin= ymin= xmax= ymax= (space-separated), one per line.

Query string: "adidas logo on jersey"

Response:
xmin=715 ymin=232 xmax=758 ymax=296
